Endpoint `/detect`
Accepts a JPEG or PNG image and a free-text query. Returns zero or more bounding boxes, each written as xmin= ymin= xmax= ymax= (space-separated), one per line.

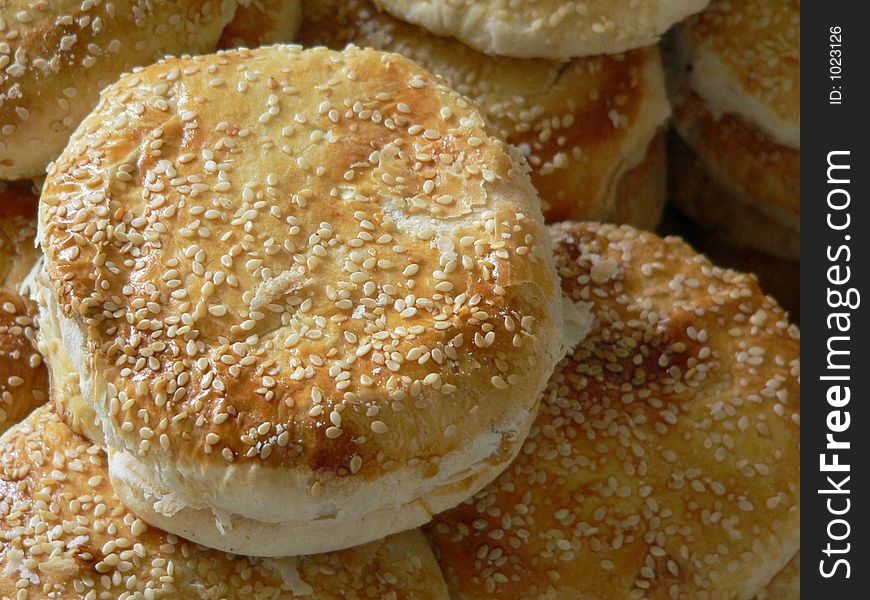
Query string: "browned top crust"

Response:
xmin=0 ymin=406 xmax=450 ymax=599
xmin=0 ymin=0 xmax=236 ymax=180
xmin=38 ymin=45 xmax=561 ymax=511
xmin=683 ymin=0 xmax=799 ymax=147
xmin=301 ymin=0 xmax=671 ymax=226
xmin=218 ymin=0 xmax=302 ymax=49
xmin=427 ymin=222 xmax=801 ymax=600
xmin=370 ymin=0 xmax=710 ymax=59
xmin=0 ymin=288 xmax=46 ymax=436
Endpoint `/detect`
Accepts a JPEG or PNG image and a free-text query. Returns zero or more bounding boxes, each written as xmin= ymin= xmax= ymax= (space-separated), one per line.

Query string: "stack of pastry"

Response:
xmin=0 ymin=2 xmax=800 ymax=599
xmin=667 ymin=0 xmax=800 ymax=317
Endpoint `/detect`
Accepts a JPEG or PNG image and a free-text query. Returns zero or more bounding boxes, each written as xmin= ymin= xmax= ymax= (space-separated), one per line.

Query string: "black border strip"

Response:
xmin=802 ymin=2 xmax=867 ymax=596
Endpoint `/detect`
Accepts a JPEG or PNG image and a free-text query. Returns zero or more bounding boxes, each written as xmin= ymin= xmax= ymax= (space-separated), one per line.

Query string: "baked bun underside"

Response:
xmin=0 ymin=406 xmax=450 ymax=600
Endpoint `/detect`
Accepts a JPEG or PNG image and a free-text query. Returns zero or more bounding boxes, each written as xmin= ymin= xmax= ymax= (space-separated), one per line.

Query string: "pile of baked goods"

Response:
xmin=0 ymin=1 xmax=800 ymax=598
xmin=667 ymin=0 xmax=800 ymax=319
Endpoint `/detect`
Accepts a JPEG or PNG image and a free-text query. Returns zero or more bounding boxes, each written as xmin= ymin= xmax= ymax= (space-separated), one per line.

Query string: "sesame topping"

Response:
xmin=300 ymin=0 xmax=670 ymax=224
xmin=686 ymin=0 xmax=800 ymax=144
xmin=0 ymin=407 xmax=449 ymax=598
xmin=0 ymin=0 xmax=237 ymax=179
xmin=427 ymin=222 xmax=800 ymax=600
xmin=38 ymin=44 xmax=559 ymax=505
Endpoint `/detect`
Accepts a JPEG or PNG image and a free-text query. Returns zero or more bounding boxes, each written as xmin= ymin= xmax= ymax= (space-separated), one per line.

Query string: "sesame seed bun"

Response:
xmin=371 ymin=0 xmax=710 ymax=59
xmin=427 ymin=221 xmax=800 ymax=600
xmin=218 ymin=0 xmax=303 ymax=49
xmin=677 ymin=0 xmax=800 ymax=150
xmin=35 ymin=45 xmax=568 ymax=557
xmin=755 ymin=551 xmax=799 ymax=600
xmin=0 ymin=0 xmax=237 ymax=181
xmin=0 ymin=182 xmax=47 ymax=435
xmin=301 ymin=0 xmax=671 ymax=229
xmin=0 ymin=287 xmax=46 ymax=435
xmin=0 ymin=406 xmax=450 ymax=600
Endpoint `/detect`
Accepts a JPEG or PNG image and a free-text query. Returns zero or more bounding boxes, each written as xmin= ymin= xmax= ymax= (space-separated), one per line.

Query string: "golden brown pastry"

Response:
xmin=427 ymin=221 xmax=801 ymax=600
xmin=33 ymin=45 xmax=567 ymax=557
xmin=0 ymin=288 xmax=45 ymax=436
xmin=0 ymin=182 xmax=46 ymax=434
xmin=0 ymin=406 xmax=450 ymax=599
xmin=670 ymin=0 xmax=800 ymax=259
xmin=680 ymin=0 xmax=799 ymax=149
xmin=0 ymin=0 xmax=237 ymax=180
xmin=371 ymin=0 xmax=710 ymax=59
xmin=302 ymin=0 xmax=671 ymax=228
xmin=0 ymin=181 xmax=40 ymax=289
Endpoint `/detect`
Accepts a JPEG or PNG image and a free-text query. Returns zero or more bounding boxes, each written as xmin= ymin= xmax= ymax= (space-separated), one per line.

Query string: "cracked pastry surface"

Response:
xmin=301 ymin=0 xmax=671 ymax=228
xmin=35 ymin=45 xmax=566 ymax=557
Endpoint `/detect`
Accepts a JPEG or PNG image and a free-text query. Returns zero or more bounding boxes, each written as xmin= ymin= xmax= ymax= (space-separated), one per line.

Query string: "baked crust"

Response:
xmin=754 ymin=551 xmax=799 ymax=600
xmin=0 ymin=181 xmax=41 ymax=289
xmin=302 ymin=0 xmax=671 ymax=228
xmin=427 ymin=222 xmax=801 ymax=600
xmin=0 ymin=406 xmax=450 ymax=599
xmin=37 ymin=45 xmax=565 ymax=556
xmin=669 ymin=127 xmax=799 ymax=260
xmin=672 ymin=90 xmax=800 ymax=221
xmin=680 ymin=0 xmax=799 ymax=149
xmin=0 ymin=288 xmax=46 ymax=435
xmin=667 ymin=0 xmax=800 ymax=260
xmin=608 ymin=131 xmax=667 ymax=231
xmin=371 ymin=0 xmax=710 ymax=59
xmin=0 ymin=0 xmax=237 ymax=180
